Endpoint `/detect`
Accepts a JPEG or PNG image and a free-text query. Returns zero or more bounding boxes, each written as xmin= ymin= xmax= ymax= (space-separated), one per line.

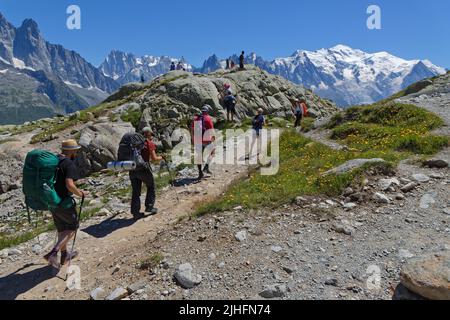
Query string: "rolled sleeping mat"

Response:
xmin=107 ymin=161 xmax=137 ymax=172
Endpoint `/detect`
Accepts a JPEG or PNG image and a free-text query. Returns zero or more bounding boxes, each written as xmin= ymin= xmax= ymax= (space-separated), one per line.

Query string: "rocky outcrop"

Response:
xmin=131 ymin=67 xmax=338 ymax=148
xmin=77 ymin=122 xmax=134 ymax=176
xmin=400 ymin=251 xmax=450 ymax=300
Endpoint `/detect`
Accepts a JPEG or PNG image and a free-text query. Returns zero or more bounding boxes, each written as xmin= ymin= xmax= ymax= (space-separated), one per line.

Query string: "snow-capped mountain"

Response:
xmin=100 ymin=50 xmax=192 ymax=85
xmin=198 ymin=45 xmax=446 ymax=106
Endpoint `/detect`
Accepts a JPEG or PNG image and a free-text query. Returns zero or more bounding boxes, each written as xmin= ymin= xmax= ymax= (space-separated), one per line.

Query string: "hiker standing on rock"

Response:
xmin=223 ymin=89 xmax=237 ymax=122
xmin=170 ymin=62 xmax=176 ymax=71
xmin=130 ymin=127 xmax=162 ymax=220
xmin=239 ymin=51 xmax=245 ymax=70
xmin=43 ymin=140 xmax=86 ymax=269
xmin=192 ymin=105 xmax=216 ymax=180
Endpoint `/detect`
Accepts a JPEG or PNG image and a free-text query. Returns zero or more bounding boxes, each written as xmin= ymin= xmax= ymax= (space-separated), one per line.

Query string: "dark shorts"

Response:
xmin=226 ymin=105 xmax=236 ymax=114
xmin=51 ymin=201 xmax=79 ymax=232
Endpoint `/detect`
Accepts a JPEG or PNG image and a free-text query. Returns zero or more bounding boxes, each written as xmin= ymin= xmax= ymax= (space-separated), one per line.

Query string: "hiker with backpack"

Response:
xmin=38 ymin=140 xmax=86 ymax=269
xmin=290 ymin=98 xmax=308 ymax=129
xmin=223 ymin=89 xmax=237 ymax=122
xmin=249 ymin=108 xmax=267 ymax=159
xmin=191 ymin=105 xmax=216 ymax=180
xmin=118 ymin=130 xmax=160 ymax=220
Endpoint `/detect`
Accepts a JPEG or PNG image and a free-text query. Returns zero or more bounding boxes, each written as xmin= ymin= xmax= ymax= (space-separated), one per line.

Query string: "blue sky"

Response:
xmin=0 ymin=0 xmax=449 ymax=68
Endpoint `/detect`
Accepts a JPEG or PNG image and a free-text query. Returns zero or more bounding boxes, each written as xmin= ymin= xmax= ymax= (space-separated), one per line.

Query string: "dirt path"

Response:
xmin=0 ymin=161 xmax=247 ymax=299
xmin=0 ymin=130 xmax=279 ymax=300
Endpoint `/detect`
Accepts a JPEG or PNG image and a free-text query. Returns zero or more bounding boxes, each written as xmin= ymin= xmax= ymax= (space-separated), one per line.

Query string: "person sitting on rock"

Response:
xmin=170 ymin=62 xmax=176 ymax=71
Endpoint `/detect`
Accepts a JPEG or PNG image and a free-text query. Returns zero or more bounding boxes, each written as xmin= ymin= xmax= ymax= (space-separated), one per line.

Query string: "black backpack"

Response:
xmin=117 ymin=133 xmax=150 ymax=171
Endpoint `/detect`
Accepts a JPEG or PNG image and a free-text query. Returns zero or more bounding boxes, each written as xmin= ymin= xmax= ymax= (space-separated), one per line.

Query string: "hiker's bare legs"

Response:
xmin=58 ymin=231 xmax=75 ymax=252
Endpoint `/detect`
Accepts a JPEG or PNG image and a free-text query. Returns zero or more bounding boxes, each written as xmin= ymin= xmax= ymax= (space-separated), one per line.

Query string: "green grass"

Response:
xmin=121 ymin=108 xmax=142 ymax=129
xmin=195 ymin=102 xmax=448 ymax=217
xmin=328 ymin=103 xmax=448 ymax=155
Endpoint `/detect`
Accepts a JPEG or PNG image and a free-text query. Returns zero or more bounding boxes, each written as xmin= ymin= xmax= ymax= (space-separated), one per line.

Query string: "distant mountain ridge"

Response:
xmin=0 ymin=12 xmax=119 ymax=124
xmin=195 ymin=45 xmax=446 ymax=106
xmin=99 ymin=50 xmax=192 ymax=85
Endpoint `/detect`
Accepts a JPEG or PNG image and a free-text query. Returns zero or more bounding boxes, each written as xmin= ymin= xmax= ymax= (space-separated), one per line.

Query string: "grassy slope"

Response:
xmin=195 ymin=102 xmax=448 ymax=216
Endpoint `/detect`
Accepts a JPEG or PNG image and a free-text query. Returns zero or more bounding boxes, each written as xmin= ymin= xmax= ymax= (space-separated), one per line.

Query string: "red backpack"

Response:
xmin=300 ymin=102 xmax=308 ymax=116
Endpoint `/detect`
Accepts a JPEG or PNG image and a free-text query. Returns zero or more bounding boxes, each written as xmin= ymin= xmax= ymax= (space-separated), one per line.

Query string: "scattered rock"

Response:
xmin=197 ymin=234 xmax=207 ymax=242
xmin=372 ymin=192 xmax=390 ymax=204
xmin=174 ymin=263 xmax=203 ymax=289
xmin=443 ymin=208 xmax=450 ymax=216
xmin=343 ymin=203 xmax=357 ymax=210
xmin=343 ymin=187 xmax=354 ymax=197
xmin=8 ymin=248 xmax=22 ymax=256
xmin=420 ymin=193 xmax=436 ymax=209
xmin=282 ymin=266 xmax=296 ymax=274
xmin=332 ymin=221 xmax=355 ymax=236
xmin=259 ymin=284 xmax=288 ymax=299
xmin=398 ymin=249 xmax=415 ymax=260
xmin=395 ymin=193 xmax=406 ymax=200
xmin=127 ymin=281 xmax=147 ymax=294
xmin=325 ymin=278 xmax=338 ymax=286
xmin=401 ymin=182 xmax=419 ymax=193
xmin=31 ymin=244 xmax=42 ymax=255
xmin=90 ymin=287 xmax=107 ymax=300
xmin=106 ymin=287 xmax=129 ymax=301
xmin=400 ymin=251 xmax=450 ymax=300
xmin=378 ymin=178 xmax=400 ymax=191
xmin=411 ymin=174 xmax=431 ymax=183
xmin=423 ymin=159 xmax=448 ymax=169
xmin=235 ymin=231 xmax=247 ymax=242
xmin=271 ymin=246 xmax=283 ymax=253
xmin=98 ymin=208 xmax=111 ymax=217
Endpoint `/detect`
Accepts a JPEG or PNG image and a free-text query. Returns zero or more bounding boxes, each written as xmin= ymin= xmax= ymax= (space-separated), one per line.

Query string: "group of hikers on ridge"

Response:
xmin=170 ymin=61 xmax=187 ymax=71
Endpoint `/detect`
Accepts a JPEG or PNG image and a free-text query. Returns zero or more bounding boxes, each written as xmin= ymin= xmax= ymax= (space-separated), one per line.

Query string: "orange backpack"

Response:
xmin=300 ymin=102 xmax=308 ymax=116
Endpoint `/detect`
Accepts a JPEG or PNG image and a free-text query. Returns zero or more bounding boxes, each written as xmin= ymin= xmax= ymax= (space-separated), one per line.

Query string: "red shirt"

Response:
xmin=191 ymin=114 xmax=215 ymax=144
xmin=141 ymin=139 xmax=157 ymax=162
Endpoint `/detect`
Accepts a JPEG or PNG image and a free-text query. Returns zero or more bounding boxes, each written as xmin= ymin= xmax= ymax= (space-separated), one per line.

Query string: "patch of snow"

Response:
xmin=12 ymin=57 xmax=35 ymax=71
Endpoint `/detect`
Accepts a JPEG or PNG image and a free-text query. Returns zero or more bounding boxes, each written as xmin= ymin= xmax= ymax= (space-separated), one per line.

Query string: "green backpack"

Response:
xmin=22 ymin=150 xmax=64 ymax=222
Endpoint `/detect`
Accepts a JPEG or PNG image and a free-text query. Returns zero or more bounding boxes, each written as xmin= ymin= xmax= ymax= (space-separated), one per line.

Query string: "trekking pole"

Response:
xmin=162 ymin=156 xmax=180 ymax=204
xmin=68 ymin=194 xmax=85 ymax=269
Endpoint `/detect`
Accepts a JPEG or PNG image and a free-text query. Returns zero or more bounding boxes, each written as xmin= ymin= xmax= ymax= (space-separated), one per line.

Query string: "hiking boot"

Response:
xmin=197 ymin=171 xmax=204 ymax=181
xmin=145 ymin=207 xmax=158 ymax=215
xmin=133 ymin=213 xmax=146 ymax=221
xmin=60 ymin=251 xmax=79 ymax=266
xmin=44 ymin=252 xmax=61 ymax=269
xmin=203 ymin=165 xmax=212 ymax=175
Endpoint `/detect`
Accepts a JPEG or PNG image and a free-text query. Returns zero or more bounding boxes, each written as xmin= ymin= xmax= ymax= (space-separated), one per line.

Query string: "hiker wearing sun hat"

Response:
xmin=43 ymin=139 xmax=86 ymax=269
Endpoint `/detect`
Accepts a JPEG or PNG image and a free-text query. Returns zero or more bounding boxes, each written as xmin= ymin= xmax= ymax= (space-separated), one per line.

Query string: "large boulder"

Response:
xmin=400 ymin=251 xmax=450 ymax=300
xmin=77 ymin=122 xmax=135 ymax=176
